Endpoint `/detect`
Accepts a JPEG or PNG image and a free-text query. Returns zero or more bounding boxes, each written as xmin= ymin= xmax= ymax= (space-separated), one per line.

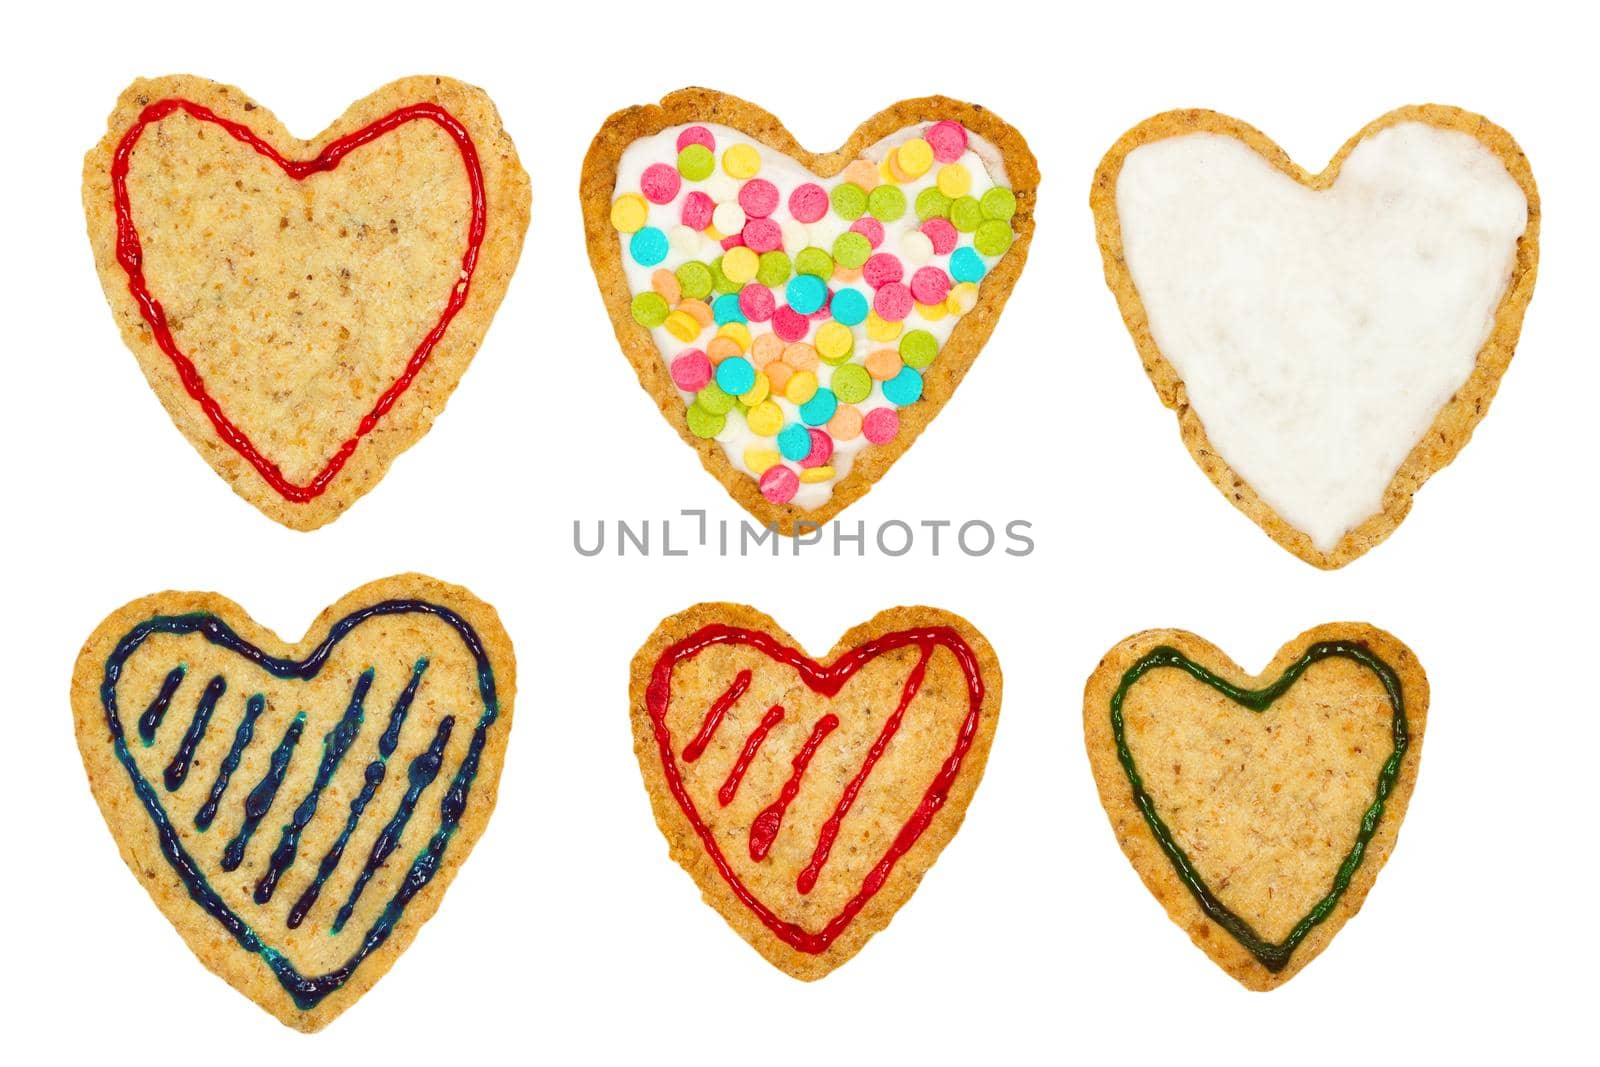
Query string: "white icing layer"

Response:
xmin=614 ymin=122 xmax=1011 ymax=510
xmin=1116 ymin=121 xmax=1527 ymax=552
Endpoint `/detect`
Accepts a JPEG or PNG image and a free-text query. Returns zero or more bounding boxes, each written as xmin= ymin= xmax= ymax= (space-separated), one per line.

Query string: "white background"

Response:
xmin=3 ymin=1 xmax=1594 ymax=1062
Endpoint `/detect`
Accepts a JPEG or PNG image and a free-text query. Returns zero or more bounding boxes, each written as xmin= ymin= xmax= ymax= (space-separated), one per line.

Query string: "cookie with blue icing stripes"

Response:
xmin=69 ymin=573 xmax=516 ymax=1030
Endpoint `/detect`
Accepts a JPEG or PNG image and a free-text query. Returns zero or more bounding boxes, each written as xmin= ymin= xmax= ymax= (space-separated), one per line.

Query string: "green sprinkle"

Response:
xmin=980 ymin=186 xmax=1017 ymax=221
xmin=831 ymin=364 xmax=872 ymax=404
xmin=867 ymin=185 xmax=906 ymax=222
xmin=899 ymin=330 xmax=939 ymax=369
xmin=831 ymin=183 xmax=868 ymax=220
xmin=685 ymin=401 xmax=726 ymax=439
xmin=676 ymin=261 xmax=713 ymax=301
xmin=678 ymin=144 xmax=714 ymax=181
xmin=832 ymin=232 xmax=872 ymax=270
xmin=950 ymin=196 xmax=983 ymax=233
xmin=974 ymin=219 xmax=1015 ymax=257
xmin=756 ymin=251 xmax=792 ymax=288
xmin=915 ymin=187 xmax=952 ymax=221
xmin=709 ymin=256 xmax=741 ymax=295
xmin=696 ymin=382 xmax=737 ymax=416
xmin=630 ymin=292 xmax=670 ymax=327
xmin=795 ymin=246 xmax=835 ymax=282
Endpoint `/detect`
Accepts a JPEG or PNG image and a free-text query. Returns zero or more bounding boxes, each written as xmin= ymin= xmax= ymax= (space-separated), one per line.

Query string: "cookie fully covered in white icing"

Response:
xmin=1092 ymin=106 xmax=1539 ymax=569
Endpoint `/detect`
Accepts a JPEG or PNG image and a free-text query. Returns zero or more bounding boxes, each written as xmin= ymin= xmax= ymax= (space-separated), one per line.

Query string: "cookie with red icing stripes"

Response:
xmin=629 ymin=603 xmax=1001 ymax=978
xmin=83 ymin=75 xmax=530 ymax=529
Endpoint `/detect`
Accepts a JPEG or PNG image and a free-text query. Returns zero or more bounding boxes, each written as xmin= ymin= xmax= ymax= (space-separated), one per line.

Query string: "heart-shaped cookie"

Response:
xmin=70 ymin=574 xmax=516 ymax=1030
xmin=584 ymin=90 xmax=1037 ymax=532
xmin=83 ymin=75 xmax=531 ymax=530
xmin=1082 ymin=625 xmax=1427 ymax=988
xmin=630 ymin=604 xmax=1001 ymax=977
xmin=1092 ymin=106 xmax=1538 ymax=568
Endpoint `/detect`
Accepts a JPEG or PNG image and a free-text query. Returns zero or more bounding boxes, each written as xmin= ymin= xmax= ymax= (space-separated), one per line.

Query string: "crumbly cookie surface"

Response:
xmin=583 ymin=89 xmax=1038 ymax=533
xmin=69 ymin=574 xmax=517 ymax=1030
xmin=1091 ymin=106 xmax=1538 ymax=568
xmin=629 ymin=603 xmax=1002 ymax=978
xmin=83 ymin=75 xmax=531 ymax=530
xmin=1082 ymin=624 xmax=1427 ymax=989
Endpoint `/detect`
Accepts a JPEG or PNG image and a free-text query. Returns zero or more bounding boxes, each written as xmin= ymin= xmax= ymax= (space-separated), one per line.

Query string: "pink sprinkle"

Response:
xmin=738 ymin=283 xmax=776 ymax=322
xmin=863 ymin=253 xmax=904 ymax=289
xmin=921 ymin=217 xmax=958 ymax=255
xmin=720 ymin=233 xmax=745 ymax=251
xmin=738 ymin=179 xmax=780 ymax=219
xmin=809 ymin=293 xmax=834 ymax=320
xmin=925 ymin=121 xmax=967 ymax=163
xmin=850 ymin=217 xmax=885 ymax=249
xmin=742 ymin=217 xmax=782 ymax=253
xmin=759 ymin=465 xmax=799 ymax=503
xmin=772 ymin=306 xmax=809 ymax=342
xmin=670 ymin=350 xmax=712 ymax=392
xmin=862 ymin=407 xmax=899 ymax=444
xmin=874 ymin=282 xmax=912 ymax=322
xmin=789 ymin=183 xmax=829 ymax=223
xmin=801 ymin=429 xmax=834 ymax=468
xmin=910 ymin=266 xmax=951 ymax=306
xmin=677 ymin=126 xmax=715 ymax=153
xmin=681 ymin=191 xmax=714 ymax=230
xmin=640 ymin=163 xmax=681 ymax=205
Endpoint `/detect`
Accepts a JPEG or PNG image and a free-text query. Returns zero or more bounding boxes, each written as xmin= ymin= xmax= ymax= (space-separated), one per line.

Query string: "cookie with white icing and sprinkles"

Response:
xmin=583 ymin=89 xmax=1038 ymax=533
xmin=69 ymin=574 xmax=517 ymax=1030
xmin=1091 ymin=106 xmax=1538 ymax=568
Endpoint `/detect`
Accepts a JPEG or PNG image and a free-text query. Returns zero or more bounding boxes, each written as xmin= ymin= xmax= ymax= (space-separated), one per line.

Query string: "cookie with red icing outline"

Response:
xmin=630 ymin=603 xmax=1001 ymax=978
xmin=83 ymin=75 xmax=530 ymax=529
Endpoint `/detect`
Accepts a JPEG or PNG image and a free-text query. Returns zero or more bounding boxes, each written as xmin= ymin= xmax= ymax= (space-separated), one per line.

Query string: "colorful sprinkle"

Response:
xmin=759 ymin=464 xmax=798 ymax=503
xmin=899 ymin=329 xmax=939 ymax=369
xmin=631 ymin=291 xmax=670 ymax=327
xmin=670 ymin=350 xmax=712 ymax=391
xmin=974 ymin=219 xmax=1014 ymax=256
xmin=678 ymin=144 xmax=715 ymax=181
xmin=739 ymin=178 xmax=780 ymax=218
xmin=909 ymin=267 xmax=951 ymax=306
xmin=676 ymin=261 xmax=713 ymax=299
xmin=883 ymin=365 xmax=924 ymax=405
xmin=641 ymin=163 xmax=681 ymax=204
xmin=921 ymin=217 xmax=958 ymax=255
xmin=715 ymin=356 xmax=756 ymax=396
xmin=950 ymin=246 xmax=987 ymax=283
xmin=814 ymin=321 xmax=854 ymax=364
xmin=723 ymin=144 xmax=761 ymax=179
xmin=801 ymin=427 xmax=834 ymax=467
xmin=685 ymin=401 xmax=725 ymax=439
xmin=865 ymin=348 xmax=903 ymax=380
xmin=981 ymin=186 xmax=1017 ymax=221
xmin=794 ymin=246 xmax=835 ymax=281
xmin=925 ymin=121 xmax=967 ymax=163
xmin=677 ymin=126 xmax=715 ymax=153
xmin=827 ymin=404 xmax=863 ymax=440
xmin=830 ymin=288 xmax=869 ymax=326
xmin=800 ymin=388 xmax=837 ymax=426
xmin=831 ymin=364 xmax=872 ymax=404
xmin=744 ymin=447 xmax=781 ymax=474
xmin=611 ymin=193 xmax=648 ymax=233
xmin=785 ymin=369 xmax=819 ymax=404
xmin=831 ymin=183 xmax=868 ymax=221
xmin=630 ymin=227 xmax=668 ymax=266
xmin=697 ymin=382 xmax=737 ymax=415
xmin=738 ymin=283 xmax=775 ymax=322
xmin=867 ymin=185 xmax=906 ymax=221
xmin=949 ymin=196 xmax=984 ymax=233
xmin=789 ymin=183 xmax=829 ymax=223
xmin=873 ymin=282 xmax=912 ymax=322
xmin=786 ymin=274 xmax=827 ymax=315
xmin=747 ymin=400 xmax=784 ymax=436
xmin=862 ymin=406 xmax=899 ymax=444
xmin=777 ymin=423 xmax=811 ymax=461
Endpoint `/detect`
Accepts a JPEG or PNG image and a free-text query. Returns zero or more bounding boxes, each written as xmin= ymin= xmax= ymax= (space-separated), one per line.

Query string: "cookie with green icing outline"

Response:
xmin=1083 ymin=624 xmax=1427 ymax=988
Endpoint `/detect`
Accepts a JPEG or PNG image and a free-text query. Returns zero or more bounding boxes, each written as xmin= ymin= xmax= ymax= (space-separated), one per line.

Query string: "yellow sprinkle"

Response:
xmin=814 ymin=321 xmax=854 ymax=364
xmin=740 ymin=373 xmax=771 ymax=407
xmin=716 ymin=322 xmax=752 ymax=352
xmin=705 ymin=224 xmax=724 ymax=241
xmin=747 ymin=399 xmax=783 ymax=436
xmin=785 ymin=370 xmax=819 ymax=404
xmin=878 ymin=156 xmax=898 ymax=184
xmin=744 ymin=447 xmax=782 ymax=475
xmin=664 ymin=310 xmax=701 ymax=343
xmin=937 ymin=163 xmax=971 ymax=198
xmin=866 ymin=310 xmax=903 ymax=342
xmin=610 ymin=193 xmax=648 ymax=234
xmin=721 ymin=246 xmax=759 ymax=284
xmin=799 ymin=466 xmax=835 ymax=483
xmin=950 ymin=281 xmax=980 ymax=314
xmin=723 ymin=143 xmax=761 ymax=179
xmin=916 ymin=300 xmax=949 ymax=322
xmin=898 ymin=138 xmax=933 ymax=177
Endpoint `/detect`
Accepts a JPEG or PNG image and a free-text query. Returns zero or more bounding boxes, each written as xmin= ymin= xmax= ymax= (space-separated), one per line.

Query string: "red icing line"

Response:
xmin=645 ymin=623 xmax=986 ymax=956
xmin=110 ymin=98 xmax=487 ymax=503
xmin=718 ymin=704 xmax=784 ymax=807
xmin=748 ymin=713 xmax=838 ymax=861
xmin=797 ymin=645 xmax=932 ymax=895
xmin=681 ymin=669 xmax=752 ymax=763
